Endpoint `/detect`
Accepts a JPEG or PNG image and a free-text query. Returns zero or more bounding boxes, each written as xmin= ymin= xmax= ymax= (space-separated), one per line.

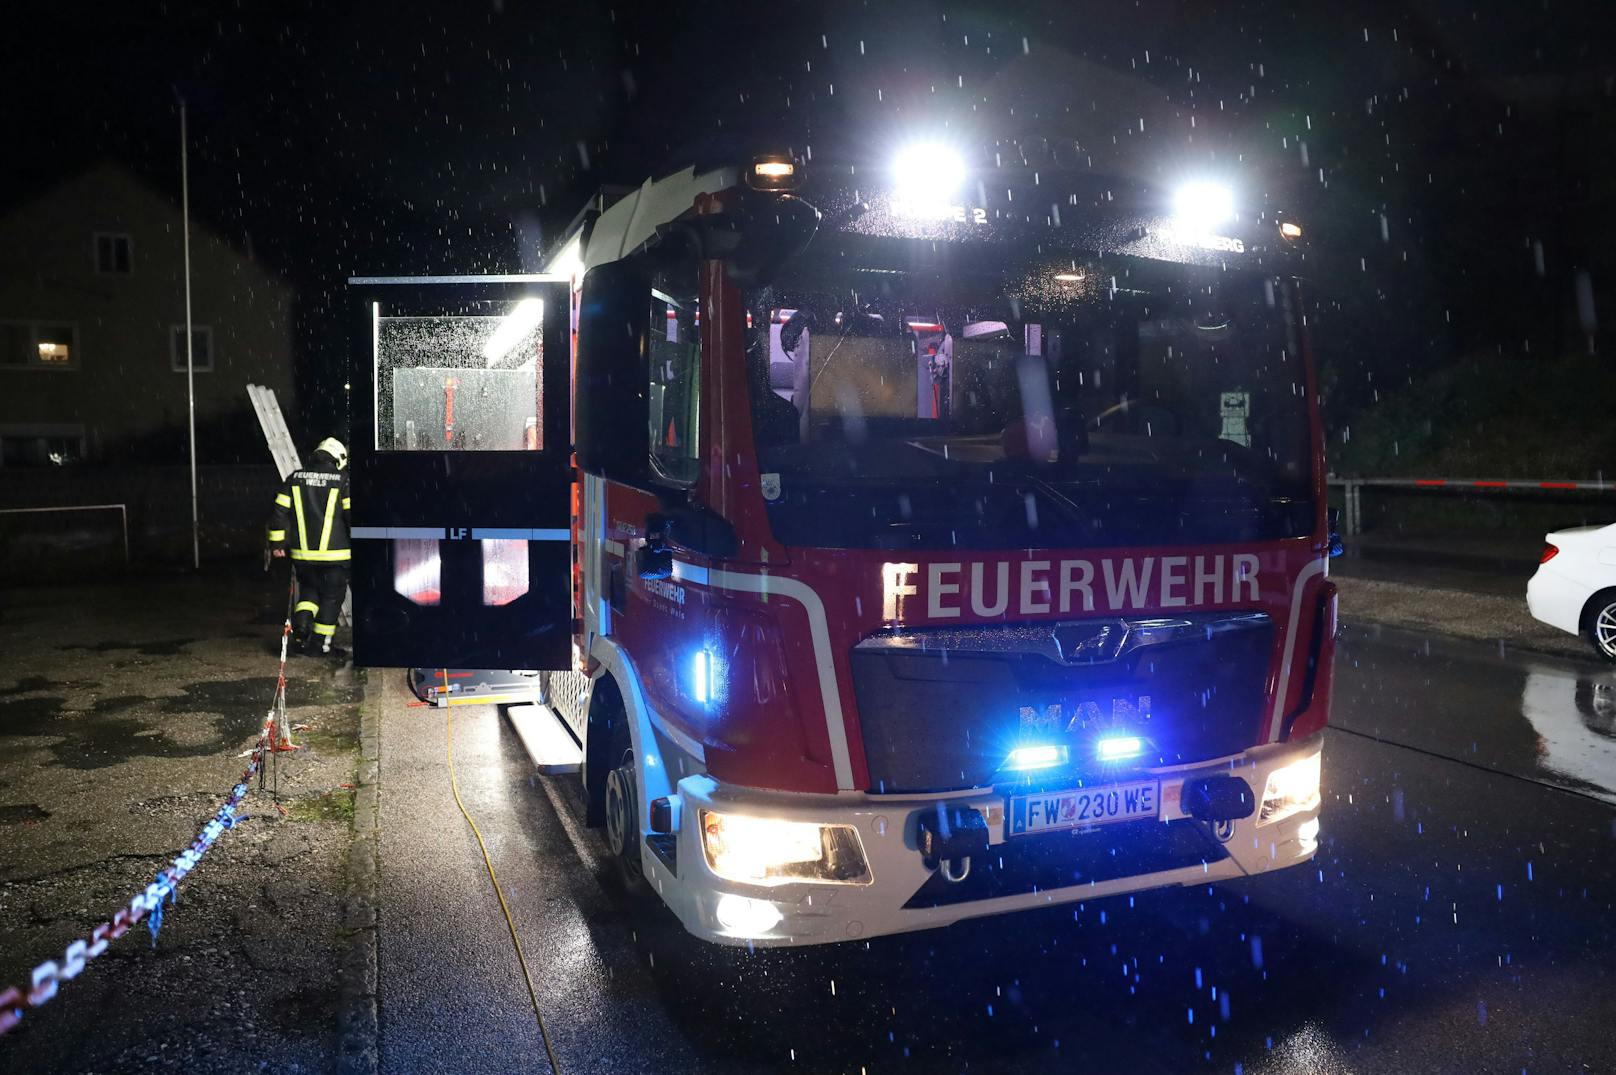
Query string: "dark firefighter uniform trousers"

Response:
xmin=292 ymin=563 xmax=348 ymax=647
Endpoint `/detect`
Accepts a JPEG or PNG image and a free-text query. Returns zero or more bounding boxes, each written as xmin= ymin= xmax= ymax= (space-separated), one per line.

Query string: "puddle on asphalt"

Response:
xmin=87 ymin=694 xmax=149 ymax=714
xmin=0 ymin=676 xmax=69 ymax=696
xmin=1521 ymin=673 xmax=1616 ymax=803
xmin=0 ymin=676 xmax=358 ymax=769
xmin=1338 ymin=628 xmax=1616 ymax=803
xmin=60 ymin=638 xmax=198 ymax=657
xmin=0 ymin=803 xmax=50 ymax=826
xmin=0 ymin=695 xmax=66 ymax=736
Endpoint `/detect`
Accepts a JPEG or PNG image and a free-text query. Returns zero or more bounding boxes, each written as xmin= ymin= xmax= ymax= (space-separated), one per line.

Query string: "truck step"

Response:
xmin=505 ymin=703 xmax=584 ymax=775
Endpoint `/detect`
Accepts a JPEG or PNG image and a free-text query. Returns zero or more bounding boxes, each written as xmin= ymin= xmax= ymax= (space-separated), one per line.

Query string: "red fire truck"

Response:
xmin=347 ymin=145 xmax=1336 ymax=946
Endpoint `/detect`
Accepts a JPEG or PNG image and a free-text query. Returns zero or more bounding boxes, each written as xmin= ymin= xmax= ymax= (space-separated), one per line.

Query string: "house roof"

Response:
xmin=0 ymin=157 xmax=291 ymax=286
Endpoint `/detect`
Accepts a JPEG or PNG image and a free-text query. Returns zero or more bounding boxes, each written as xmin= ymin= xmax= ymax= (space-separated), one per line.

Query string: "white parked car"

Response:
xmin=1527 ymin=523 xmax=1616 ymax=662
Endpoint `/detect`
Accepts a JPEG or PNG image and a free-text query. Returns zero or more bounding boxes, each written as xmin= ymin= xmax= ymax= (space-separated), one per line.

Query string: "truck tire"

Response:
xmin=602 ymin=716 xmax=646 ymax=891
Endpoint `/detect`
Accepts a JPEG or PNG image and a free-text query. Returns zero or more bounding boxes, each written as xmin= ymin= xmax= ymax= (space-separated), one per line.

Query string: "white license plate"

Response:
xmin=1007 ymin=780 xmax=1161 ymax=836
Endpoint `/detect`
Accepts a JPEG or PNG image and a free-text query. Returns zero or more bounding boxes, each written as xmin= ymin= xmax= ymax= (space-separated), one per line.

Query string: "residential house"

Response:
xmin=0 ymin=161 xmax=295 ymax=466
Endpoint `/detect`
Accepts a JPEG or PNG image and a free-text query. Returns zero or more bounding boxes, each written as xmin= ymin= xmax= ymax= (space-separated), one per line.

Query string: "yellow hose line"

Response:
xmin=442 ymin=670 xmax=562 ymax=1073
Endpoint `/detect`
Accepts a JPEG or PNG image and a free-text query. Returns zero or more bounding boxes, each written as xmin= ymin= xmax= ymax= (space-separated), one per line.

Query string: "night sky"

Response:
xmin=7 ymin=0 xmax=1614 ymax=449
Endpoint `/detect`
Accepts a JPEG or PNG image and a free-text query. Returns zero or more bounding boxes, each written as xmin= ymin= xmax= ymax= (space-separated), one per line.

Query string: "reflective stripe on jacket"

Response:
xmin=268 ymin=460 xmax=351 ymax=562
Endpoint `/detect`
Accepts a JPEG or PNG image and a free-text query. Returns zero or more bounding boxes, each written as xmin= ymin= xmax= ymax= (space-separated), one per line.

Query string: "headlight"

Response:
xmin=1259 ymin=751 xmax=1322 ymax=826
xmin=715 ymin=893 xmax=783 ymax=936
xmin=700 ymin=810 xmax=872 ymax=887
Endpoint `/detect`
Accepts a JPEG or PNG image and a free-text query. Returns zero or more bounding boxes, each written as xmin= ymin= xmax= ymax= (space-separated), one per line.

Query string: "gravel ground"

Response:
xmin=1330 ymin=558 xmax=1598 ymax=663
xmin=0 ymin=568 xmax=361 ymax=1073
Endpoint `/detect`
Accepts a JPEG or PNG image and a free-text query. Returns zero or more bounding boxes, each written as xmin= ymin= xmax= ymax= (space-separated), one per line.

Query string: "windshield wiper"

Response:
xmin=1006 ymin=472 xmax=1089 ymax=530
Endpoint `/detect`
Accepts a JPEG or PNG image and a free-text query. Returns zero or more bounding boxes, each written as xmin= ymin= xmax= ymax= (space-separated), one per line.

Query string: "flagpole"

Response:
xmin=177 ymin=90 xmax=199 ymax=570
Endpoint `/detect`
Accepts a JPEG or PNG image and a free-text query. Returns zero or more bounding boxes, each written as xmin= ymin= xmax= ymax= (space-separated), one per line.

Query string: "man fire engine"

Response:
xmin=345 ymin=143 xmax=1336 ymax=946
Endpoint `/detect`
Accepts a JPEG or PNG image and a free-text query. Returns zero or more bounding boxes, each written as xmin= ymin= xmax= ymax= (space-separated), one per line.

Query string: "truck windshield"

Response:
xmin=744 ymin=238 xmax=1314 ymax=550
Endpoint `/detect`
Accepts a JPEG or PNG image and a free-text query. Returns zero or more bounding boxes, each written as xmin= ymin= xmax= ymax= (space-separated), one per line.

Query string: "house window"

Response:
xmin=170 ymin=325 xmax=214 ymax=372
xmin=0 ymin=424 xmax=86 ymax=467
xmin=1 ymin=321 xmax=79 ymax=369
xmin=94 ymin=233 xmax=133 ymax=275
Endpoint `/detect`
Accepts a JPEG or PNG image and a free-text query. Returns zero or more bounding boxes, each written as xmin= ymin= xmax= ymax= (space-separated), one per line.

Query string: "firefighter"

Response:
xmin=267 ymin=437 xmax=351 ymax=656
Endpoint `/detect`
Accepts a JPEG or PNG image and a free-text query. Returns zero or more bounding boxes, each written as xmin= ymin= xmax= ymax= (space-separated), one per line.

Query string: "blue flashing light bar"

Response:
xmin=1096 ymin=735 xmax=1145 ymax=762
xmin=1005 ymin=744 xmax=1069 ymax=772
xmin=692 ymin=650 xmax=714 ymax=705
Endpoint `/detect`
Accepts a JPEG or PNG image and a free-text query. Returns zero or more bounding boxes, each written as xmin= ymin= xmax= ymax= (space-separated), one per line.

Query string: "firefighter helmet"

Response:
xmin=315 ymin=437 xmax=348 ymax=469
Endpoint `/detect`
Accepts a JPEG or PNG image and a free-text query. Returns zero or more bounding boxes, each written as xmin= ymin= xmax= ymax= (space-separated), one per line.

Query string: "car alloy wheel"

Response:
xmin=1596 ymin=599 xmax=1616 ymax=661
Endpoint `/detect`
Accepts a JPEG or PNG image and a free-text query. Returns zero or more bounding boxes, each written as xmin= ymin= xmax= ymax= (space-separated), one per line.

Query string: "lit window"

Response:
xmin=2 ymin=321 xmax=78 ymax=370
xmin=36 ymin=325 xmax=73 ymax=364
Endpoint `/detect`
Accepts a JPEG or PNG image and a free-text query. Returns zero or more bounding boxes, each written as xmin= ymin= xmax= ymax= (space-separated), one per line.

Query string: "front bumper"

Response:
xmin=642 ymin=735 xmax=1324 ymax=947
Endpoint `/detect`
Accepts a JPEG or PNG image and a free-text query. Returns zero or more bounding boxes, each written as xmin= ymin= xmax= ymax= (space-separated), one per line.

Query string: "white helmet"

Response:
xmin=315 ymin=437 xmax=348 ymax=469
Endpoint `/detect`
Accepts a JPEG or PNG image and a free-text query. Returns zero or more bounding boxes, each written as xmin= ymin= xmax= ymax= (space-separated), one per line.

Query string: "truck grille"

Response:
xmin=851 ymin=612 xmax=1273 ymax=793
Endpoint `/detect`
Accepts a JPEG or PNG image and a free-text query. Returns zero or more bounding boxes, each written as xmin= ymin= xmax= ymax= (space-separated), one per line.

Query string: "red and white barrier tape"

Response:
xmin=0 ymin=592 xmax=299 ymax=1038
xmin=1329 ymin=477 xmax=1610 ymax=491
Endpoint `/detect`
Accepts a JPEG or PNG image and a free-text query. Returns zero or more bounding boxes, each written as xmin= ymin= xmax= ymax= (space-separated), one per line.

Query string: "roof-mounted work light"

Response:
xmin=747 ymin=153 xmax=801 ymax=192
xmin=892 ymin=142 xmax=966 ymax=210
xmin=1171 ymin=181 xmax=1235 ymax=233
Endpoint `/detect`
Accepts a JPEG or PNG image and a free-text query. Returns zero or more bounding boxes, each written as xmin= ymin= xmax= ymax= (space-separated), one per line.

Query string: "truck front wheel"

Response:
xmin=603 ymin=724 xmax=646 ymax=890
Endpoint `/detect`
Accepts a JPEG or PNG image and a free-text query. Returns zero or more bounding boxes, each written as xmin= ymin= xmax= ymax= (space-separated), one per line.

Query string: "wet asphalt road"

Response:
xmin=375 ymin=626 xmax=1616 ymax=1075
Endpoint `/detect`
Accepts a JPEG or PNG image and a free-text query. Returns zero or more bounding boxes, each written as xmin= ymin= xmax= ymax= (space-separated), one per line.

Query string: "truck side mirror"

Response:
xmin=640 ymin=503 xmax=740 ymax=578
xmin=576 ymin=258 xmax=651 ymax=485
xmin=637 ymin=515 xmax=674 ymax=581
xmin=1327 ymin=506 xmax=1344 ymax=558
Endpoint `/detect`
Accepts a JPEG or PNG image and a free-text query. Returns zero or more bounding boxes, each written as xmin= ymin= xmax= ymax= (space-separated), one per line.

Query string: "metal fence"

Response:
xmin=1329 ymin=477 xmax=1613 ymax=536
xmin=0 ymin=464 xmax=279 ymax=578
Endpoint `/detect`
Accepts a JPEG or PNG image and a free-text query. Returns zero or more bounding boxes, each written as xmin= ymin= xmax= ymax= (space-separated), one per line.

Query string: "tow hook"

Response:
xmin=916 ymin=804 xmax=989 ymax=883
xmin=1182 ymin=775 xmax=1255 ymax=844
